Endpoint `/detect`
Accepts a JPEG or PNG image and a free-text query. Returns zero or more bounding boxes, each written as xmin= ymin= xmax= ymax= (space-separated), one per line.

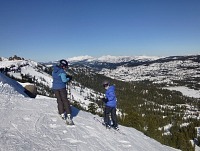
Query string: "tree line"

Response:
xmin=68 ymin=65 xmax=200 ymax=151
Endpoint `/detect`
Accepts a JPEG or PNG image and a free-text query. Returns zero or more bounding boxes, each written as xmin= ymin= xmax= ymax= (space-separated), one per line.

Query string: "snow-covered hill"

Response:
xmin=0 ymin=73 xmax=179 ymax=151
xmin=68 ymin=55 xmax=160 ymax=63
xmin=0 ymin=58 xmax=53 ymax=88
xmin=0 ymin=57 xmax=104 ymax=109
xmin=99 ymin=57 xmax=200 ymax=84
xmin=67 ymin=55 xmax=161 ymax=64
xmin=4 ymin=55 xmax=199 ymax=91
xmin=0 ymin=73 xmax=27 ymax=97
xmin=69 ymin=55 xmax=200 ymax=90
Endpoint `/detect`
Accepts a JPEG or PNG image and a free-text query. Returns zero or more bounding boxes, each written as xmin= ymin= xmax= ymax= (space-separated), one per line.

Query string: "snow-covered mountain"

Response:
xmin=0 ymin=72 xmax=179 ymax=151
xmin=0 ymin=57 xmax=103 ymax=109
xmin=1 ymin=55 xmax=200 ymax=98
xmin=68 ymin=55 xmax=160 ymax=63
xmin=0 ymin=58 xmax=52 ymax=87
xmin=39 ymin=54 xmax=200 ymax=90
xmin=1 ymin=55 xmax=200 ymax=100
xmin=1 ymin=55 xmax=200 ymax=150
xmin=69 ymin=55 xmax=200 ymax=89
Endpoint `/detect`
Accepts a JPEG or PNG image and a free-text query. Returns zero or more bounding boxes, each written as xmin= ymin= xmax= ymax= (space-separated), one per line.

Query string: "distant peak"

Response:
xmin=97 ymin=55 xmax=132 ymax=63
xmin=97 ymin=55 xmax=161 ymax=63
xmin=67 ymin=55 xmax=161 ymax=63
xmin=134 ymin=55 xmax=161 ymax=60
xmin=68 ymin=55 xmax=94 ymax=62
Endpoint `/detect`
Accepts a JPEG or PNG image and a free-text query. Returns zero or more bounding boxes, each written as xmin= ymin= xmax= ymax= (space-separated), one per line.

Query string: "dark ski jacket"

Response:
xmin=105 ymin=85 xmax=117 ymax=108
xmin=52 ymin=65 xmax=70 ymax=90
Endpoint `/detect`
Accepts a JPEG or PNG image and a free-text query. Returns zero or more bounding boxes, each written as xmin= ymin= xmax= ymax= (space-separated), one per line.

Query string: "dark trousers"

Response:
xmin=54 ymin=88 xmax=71 ymax=115
xmin=104 ymin=106 xmax=118 ymax=127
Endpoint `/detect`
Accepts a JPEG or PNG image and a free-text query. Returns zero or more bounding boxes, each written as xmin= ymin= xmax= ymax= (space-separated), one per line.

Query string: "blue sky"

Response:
xmin=0 ymin=0 xmax=200 ymax=62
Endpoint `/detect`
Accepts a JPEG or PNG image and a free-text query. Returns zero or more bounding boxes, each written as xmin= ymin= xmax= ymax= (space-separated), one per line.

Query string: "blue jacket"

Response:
xmin=105 ymin=85 xmax=117 ymax=108
xmin=52 ymin=65 xmax=70 ymax=90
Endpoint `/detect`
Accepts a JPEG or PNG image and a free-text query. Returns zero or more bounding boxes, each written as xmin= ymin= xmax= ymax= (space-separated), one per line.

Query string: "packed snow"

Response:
xmin=0 ymin=73 xmax=179 ymax=151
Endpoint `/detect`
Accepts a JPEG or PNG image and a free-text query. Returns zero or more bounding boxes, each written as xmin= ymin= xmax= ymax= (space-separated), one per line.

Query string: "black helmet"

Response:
xmin=102 ymin=80 xmax=109 ymax=87
xmin=59 ymin=59 xmax=68 ymax=67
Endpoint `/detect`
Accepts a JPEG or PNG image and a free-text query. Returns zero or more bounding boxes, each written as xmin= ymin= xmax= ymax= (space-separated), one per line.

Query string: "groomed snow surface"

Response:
xmin=0 ymin=73 xmax=179 ymax=151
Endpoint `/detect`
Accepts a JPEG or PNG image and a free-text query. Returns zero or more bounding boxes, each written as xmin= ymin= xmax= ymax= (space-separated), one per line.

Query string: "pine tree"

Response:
xmin=88 ymin=103 xmax=98 ymax=114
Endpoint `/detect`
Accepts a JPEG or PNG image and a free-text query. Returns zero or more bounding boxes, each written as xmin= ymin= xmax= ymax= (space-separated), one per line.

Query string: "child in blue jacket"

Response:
xmin=102 ymin=81 xmax=118 ymax=130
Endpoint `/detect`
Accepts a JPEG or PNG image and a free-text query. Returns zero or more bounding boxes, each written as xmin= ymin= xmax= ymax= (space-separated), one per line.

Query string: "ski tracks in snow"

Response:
xmin=0 ymin=93 xmax=134 ymax=151
xmin=0 ymin=93 xmax=177 ymax=151
xmin=92 ymin=116 xmax=133 ymax=150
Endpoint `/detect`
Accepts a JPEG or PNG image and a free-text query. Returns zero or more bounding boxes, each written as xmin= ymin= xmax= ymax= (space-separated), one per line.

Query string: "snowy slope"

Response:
xmin=0 ymin=73 xmax=27 ymax=97
xmin=0 ymin=74 xmax=179 ymax=151
xmin=0 ymin=59 xmax=53 ymax=88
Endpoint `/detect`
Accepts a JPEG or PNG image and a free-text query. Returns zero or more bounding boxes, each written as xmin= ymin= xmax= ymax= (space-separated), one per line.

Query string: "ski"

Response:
xmin=93 ymin=117 xmax=106 ymax=127
xmin=93 ymin=117 xmax=116 ymax=134
xmin=93 ymin=117 xmax=125 ymax=135
xmin=66 ymin=119 xmax=75 ymax=126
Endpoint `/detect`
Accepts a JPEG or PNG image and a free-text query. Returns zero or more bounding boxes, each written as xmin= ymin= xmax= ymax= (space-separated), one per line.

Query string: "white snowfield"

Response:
xmin=0 ymin=73 xmax=179 ymax=151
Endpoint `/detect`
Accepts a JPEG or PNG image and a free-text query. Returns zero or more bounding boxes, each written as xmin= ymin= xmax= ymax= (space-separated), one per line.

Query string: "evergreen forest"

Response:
xmin=68 ymin=66 xmax=200 ymax=151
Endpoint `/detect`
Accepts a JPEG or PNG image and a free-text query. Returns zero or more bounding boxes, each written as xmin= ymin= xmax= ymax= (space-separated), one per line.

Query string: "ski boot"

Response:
xmin=66 ymin=114 xmax=74 ymax=125
xmin=61 ymin=112 xmax=66 ymax=120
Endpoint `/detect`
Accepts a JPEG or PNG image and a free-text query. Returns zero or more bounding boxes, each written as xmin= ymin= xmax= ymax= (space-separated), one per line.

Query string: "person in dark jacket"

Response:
xmin=52 ymin=59 xmax=73 ymax=124
xmin=102 ymin=81 xmax=118 ymax=130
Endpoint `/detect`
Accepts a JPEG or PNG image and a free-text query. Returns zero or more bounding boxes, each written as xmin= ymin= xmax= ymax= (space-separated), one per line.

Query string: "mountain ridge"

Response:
xmin=67 ymin=54 xmax=200 ymax=90
xmin=67 ymin=55 xmax=161 ymax=63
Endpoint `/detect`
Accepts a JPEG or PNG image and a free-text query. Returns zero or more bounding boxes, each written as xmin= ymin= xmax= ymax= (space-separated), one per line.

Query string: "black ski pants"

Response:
xmin=104 ymin=106 xmax=118 ymax=127
xmin=54 ymin=88 xmax=71 ymax=115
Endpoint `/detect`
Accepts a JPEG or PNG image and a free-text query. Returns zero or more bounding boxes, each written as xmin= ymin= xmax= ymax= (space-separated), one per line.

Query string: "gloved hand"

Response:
xmin=66 ymin=75 xmax=72 ymax=82
xmin=102 ymin=98 xmax=108 ymax=103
